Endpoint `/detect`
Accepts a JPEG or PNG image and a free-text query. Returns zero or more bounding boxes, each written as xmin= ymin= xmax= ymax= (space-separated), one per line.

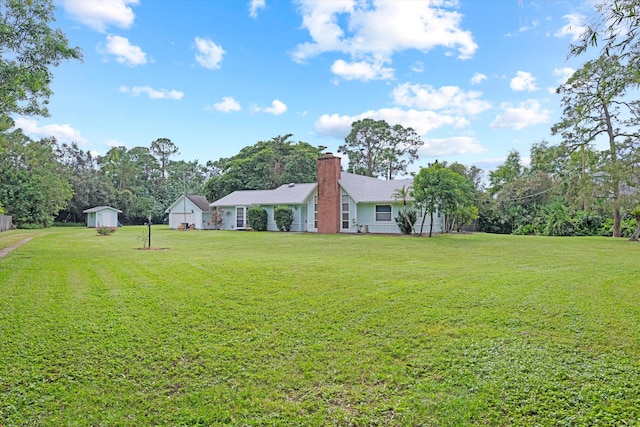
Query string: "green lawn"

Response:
xmin=1 ymin=227 xmax=639 ymax=426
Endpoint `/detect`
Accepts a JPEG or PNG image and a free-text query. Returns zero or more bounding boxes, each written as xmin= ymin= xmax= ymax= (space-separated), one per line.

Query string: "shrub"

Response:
xmin=599 ymin=218 xmax=637 ymax=238
xmin=572 ymin=211 xmax=603 ymax=236
xmin=395 ymin=209 xmax=417 ymax=235
xmin=541 ymin=200 xmax=575 ymax=236
xmin=274 ymin=206 xmax=294 ymax=231
xmin=210 ymin=208 xmax=225 ymax=230
xmin=513 ymin=224 xmax=535 ymax=235
xmin=247 ymin=207 xmax=267 ymax=231
xmin=97 ymin=226 xmax=116 ymax=236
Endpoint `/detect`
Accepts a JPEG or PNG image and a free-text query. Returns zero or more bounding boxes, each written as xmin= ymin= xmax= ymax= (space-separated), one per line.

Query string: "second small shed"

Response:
xmin=83 ymin=206 xmax=122 ymax=228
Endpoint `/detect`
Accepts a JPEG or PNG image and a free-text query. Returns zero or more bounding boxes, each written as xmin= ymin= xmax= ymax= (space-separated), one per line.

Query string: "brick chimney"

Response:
xmin=317 ymin=153 xmax=341 ymax=234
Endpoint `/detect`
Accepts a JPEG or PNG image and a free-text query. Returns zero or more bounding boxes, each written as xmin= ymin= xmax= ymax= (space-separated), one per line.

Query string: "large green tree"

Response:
xmin=150 ymin=137 xmax=179 ymax=181
xmin=488 ymin=150 xmax=524 ymax=196
xmin=552 ymin=55 xmax=640 ymax=237
xmin=339 ymin=119 xmax=423 ymax=179
xmin=411 ymin=161 xmax=475 ymax=237
xmin=0 ymin=128 xmax=72 ymax=226
xmin=203 ymin=135 xmax=325 ymax=201
xmin=54 ymin=141 xmax=115 ymax=223
xmin=570 ymin=0 xmax=640 ymax=68
xmin=0 ymin=0 xmax=82 ymax=118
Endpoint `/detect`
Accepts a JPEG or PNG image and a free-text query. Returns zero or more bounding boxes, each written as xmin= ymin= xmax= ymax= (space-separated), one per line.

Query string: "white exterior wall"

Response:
xmin=87 ymin=209 xmax=119 ymax=228
xmin=305 ymin=194 xmax=318 ymax=232
xmin=167 ymin=196 xmax=208 ymax=229
xmin=264 ymin=205 xmax=306 ymax=232
xmin=214 ymin=207 xmax=241 ymax=230
xmin=214 ymin=205 xmax=308 ymax=231
xmin=348 ymin=202 xmax=445 ymax=235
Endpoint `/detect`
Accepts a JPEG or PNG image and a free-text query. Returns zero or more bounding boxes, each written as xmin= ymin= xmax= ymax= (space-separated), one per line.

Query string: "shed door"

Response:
xmin=172 ymin=213 xmax=192 ymax=226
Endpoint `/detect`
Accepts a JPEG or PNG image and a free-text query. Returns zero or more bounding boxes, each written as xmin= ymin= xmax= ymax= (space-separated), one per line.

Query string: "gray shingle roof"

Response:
xmin=211 ymin=183 xmax=317 ymax=207
xmin=339 ymin=173 xmax=413 ymax=203
xmin=186 ymin=195 xmax=211 ymax=212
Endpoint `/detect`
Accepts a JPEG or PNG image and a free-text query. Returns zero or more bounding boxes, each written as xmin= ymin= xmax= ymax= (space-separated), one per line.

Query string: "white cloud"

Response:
xmin=548 ymin=67 xmax=576 ymax=93
xmin=510 ymin=71 xmax=538 ymax=92
xmin=103 ymin=35 xmax=147 ymax=66
xmin=315 ymin=107 xmax=468 ymax=139
xmin=210 ymin=97 xmax=242 ymax=112
xmin=292 ymin=0 xmax=477 ymax=80
xmin=419 ymin=136 xmax=487 ymax=157
xmin=195 ymin=37 xmax=225 ymax=70
xmin=258 ymin=99 xmax=287 ymax=115
xmin=105 ymin=139 xmax=125 ymax=148
xmin=249 ymin=0 xmax=266 ymax=18
xmin=411 ymin=61 xmax=424 ymax=73
xmin=391 ymin=83 xmax=491 ymax=116
xmin=119 ymin=86 xmax=184 ymax=100
xmin=518 ymin=18 xmax=540 ymax=33
xmin=470 ymin=72 xmax=487 ymax=85
xmin=554 ymin=67 xmax=575 ymax=84
xmin=330 ymin=59 xmax=394 ymax=81
xmin=14 ymin=118 xmax=88 ymax=144
xmin=490 ymin=99 xmax=551 ymax=130
xmin=555 ymin=13 xmax=587 ymax=41
xmin=62 ymin=0 xmax=138 ymax=32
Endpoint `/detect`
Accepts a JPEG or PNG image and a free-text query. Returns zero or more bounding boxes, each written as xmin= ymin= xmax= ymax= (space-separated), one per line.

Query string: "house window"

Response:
xmin=341 ymin=195 xmax=349 ymax=229
xmin=313 ymin=196 xmax=318 ymax=229
xmin=236 ymin=206 xmax=246 ymax=228
xmin=375 ymin=205 xmax=392 ymax=222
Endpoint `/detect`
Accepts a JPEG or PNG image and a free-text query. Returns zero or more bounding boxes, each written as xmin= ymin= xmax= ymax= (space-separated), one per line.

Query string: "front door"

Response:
xmin=236 ymin=206 xmax=246 ymax=228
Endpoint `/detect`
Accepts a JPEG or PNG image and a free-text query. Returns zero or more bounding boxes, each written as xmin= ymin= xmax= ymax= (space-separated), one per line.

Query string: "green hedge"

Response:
xmin=274 ymin=206 xmax=294 ymax=232
xmin=247 ymin=206 xmax=267 ymax=231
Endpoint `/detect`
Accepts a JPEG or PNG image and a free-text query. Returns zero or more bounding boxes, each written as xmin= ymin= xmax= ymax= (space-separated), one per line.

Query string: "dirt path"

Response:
xmin=0 ymin=238 xmax=32 ymax=259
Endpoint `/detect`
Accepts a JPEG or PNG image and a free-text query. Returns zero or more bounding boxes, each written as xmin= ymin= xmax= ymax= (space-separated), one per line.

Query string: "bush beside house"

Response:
xmin=274 ymin=206 xmax=294 ymax=231
xmin=248 ymin=207 xmax=267 ymax=231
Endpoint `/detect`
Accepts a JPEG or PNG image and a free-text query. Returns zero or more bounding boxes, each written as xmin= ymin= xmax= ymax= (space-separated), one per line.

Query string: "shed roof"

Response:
xmin=185 ymin=195 xmax=211 ymax=212
xmin=165 ymin=194 xmax=211 ymax=213
xmin=82 ymin=206 xmax=122 ymax=213
xmin=339 ymin=173 xmax=413 ymax=203
xmin=211 ymin=183 xmax=317 ymax=207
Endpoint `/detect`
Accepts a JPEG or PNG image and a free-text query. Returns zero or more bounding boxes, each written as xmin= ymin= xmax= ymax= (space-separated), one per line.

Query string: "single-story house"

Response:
xmin=83 ymin=206 xmax=122 ymax=228
xmin=210 ymin=153 xmax=444 ymax=234
xmin=211 ymin=183 xmax=316 ymax=232
xmin=165 ymin=194 xmax=212 ymax=230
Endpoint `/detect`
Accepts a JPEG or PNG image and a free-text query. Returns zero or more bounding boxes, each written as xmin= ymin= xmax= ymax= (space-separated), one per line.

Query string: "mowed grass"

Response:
xmin=1 ymin=227 xmax=639 ymax=426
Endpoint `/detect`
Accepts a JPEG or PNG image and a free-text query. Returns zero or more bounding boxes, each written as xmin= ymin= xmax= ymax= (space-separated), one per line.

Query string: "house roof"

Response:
xmin=339 ymin=172 xmax=413 ymax=203
xmin=165 ymin=194 xmax=211 ymax=213
xmin=82 ymin=206 xmax=122 ymax=213
xmin=211 ymin=183 xmax=317 ymax=207
xmin=185 ymin=195 xmax=211 ymax=212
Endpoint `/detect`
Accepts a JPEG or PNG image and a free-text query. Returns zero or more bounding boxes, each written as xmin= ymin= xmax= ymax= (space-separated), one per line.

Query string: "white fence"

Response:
xmin=0 ymin=215 xmax=12 ymax=232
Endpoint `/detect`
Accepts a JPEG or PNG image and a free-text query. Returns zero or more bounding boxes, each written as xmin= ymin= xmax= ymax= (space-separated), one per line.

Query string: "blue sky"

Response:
xmin=15 ymin=0 xmax=599 ymax=175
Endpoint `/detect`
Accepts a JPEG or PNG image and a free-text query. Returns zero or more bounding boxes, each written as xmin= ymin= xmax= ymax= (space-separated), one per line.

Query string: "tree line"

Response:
xmin=0 ymin=129 xmax=325 ymax=226
xmin=1 ymin=0 xmax=639 ymax=238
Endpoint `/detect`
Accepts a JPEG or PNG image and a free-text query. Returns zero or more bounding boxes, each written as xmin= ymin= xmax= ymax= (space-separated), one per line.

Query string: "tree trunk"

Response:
xmin=613 ymin=205 xmax=621 ymax=238
xmin=402 ymin=210 xmax=414 ymax=235
xmin=429 ymin=212 xmax=434 ymax=237
xmin=419 ymin=210 xmax=427 ymax=236
xmin=630 ymin=224 xmax=640 ymax=242
xmin=603 ymin=100 xmax=621 ymax=238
